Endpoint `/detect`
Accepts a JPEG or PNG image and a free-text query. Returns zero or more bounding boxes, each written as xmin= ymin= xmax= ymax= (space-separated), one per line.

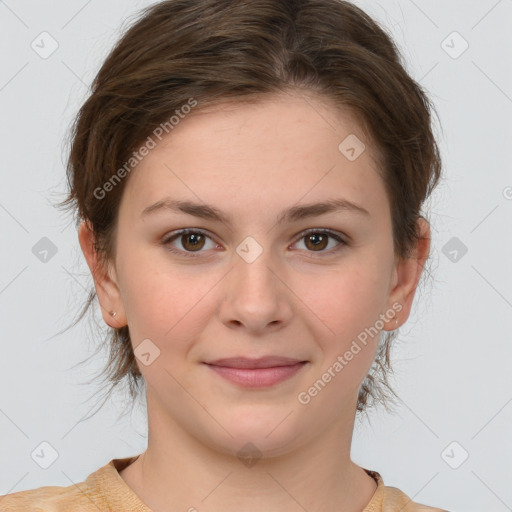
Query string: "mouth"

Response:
xmin=203 ymin=357 xmax=308 ymax=388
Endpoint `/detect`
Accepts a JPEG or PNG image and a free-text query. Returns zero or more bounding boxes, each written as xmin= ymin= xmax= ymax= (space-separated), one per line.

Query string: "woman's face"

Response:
xmin=83 ymin=91 xmax=428 ymax=457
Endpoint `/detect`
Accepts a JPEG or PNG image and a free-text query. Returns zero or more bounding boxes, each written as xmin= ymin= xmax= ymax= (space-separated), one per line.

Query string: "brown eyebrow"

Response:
xmin=140 ymin=197 xmax=371 ymax=225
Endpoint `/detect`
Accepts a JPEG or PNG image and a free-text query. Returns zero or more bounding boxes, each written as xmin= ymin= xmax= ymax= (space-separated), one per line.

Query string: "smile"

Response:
xmin=203 ymin=357 xmax=308 ymax=388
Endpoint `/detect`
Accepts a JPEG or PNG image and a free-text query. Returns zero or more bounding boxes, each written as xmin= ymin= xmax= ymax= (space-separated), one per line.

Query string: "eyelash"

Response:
xmin=161 ymin=228 xmax=348 ymax=259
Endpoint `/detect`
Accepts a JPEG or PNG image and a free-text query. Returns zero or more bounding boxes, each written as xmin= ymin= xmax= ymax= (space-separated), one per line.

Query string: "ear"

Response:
xmin=78 ymin=220 xmax=126 ymax=329
xmin=383 ymin=217 xmax=431 ymax=331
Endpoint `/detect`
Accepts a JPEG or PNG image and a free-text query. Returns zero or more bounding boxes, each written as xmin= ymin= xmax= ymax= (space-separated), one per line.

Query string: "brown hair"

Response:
xmin=58 ymin=0 xmax=442 ymax=421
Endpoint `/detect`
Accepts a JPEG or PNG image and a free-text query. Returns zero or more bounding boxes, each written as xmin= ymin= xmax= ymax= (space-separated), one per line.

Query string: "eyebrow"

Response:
xmin=140 ymin=197 xmax=371 ymax=225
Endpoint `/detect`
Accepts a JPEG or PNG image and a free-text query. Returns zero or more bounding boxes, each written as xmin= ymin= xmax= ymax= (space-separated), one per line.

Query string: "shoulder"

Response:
xmin=381 ymin=484 xmax=451 ymax=512
xmin=0 ymin=483 xmax=94 ymax=512
xmin=364 ymin=469 xmax=451 ymax=512
xmin=0 ymin=456 xmax=139 ymax=512
xmin=0 ymin=458 xmax=133 ymax=512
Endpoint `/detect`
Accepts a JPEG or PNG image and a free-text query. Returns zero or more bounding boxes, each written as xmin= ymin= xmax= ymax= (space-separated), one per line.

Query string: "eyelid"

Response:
xmin=161 ymin=227 xmax=348 ymax=258
xmin=295 ymin=227 xmax=348 ymax=245
xmin=290 ymin=228 xmax=348 ymax=256
xmin=161 ymin=228 xmax=220 ymax=258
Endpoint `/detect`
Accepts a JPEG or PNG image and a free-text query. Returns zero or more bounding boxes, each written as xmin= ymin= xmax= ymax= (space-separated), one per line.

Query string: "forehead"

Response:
xmin=119 ymin=91 xmax=387 ymax=221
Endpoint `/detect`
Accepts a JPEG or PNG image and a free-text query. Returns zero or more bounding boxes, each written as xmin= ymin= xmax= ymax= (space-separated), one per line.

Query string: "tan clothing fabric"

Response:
xmin=0 ymin=455 xmax=449 ymax=511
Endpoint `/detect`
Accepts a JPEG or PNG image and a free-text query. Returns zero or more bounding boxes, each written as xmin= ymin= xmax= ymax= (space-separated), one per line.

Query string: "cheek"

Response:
xmin=292 ymin=265 xmax=388 ymax=406
xmin=296 ymin=258 xmax=390 ymax=345
xmin=117 ymin=256 xmax=216 ymax=354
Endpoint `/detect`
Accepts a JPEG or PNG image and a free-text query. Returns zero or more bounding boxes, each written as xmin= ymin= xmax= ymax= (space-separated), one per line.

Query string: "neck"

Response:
xmin=120 ymin=398 xmax=378 ymax=512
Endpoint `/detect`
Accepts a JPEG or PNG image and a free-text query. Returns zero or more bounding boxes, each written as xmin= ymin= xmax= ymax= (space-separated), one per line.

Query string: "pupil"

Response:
xmin=308 ymin=233 xmax=327 ymax=250
xmin=185 ymin=233 xmax=203 ymax=250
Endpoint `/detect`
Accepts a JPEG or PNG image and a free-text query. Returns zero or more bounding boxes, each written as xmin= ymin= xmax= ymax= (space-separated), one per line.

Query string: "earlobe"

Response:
xmin=77 ymin=221 xmax=127 ymax=328
xmin=384 ymin=218 xmax=431 ymax=331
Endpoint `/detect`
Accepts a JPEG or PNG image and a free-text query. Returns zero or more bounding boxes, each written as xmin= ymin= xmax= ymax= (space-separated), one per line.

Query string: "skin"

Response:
xmin=79 ymin=90 xmax=430 ymax=512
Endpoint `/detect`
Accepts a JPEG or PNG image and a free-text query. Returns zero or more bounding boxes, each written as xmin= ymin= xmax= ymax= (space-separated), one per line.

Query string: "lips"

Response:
xmin=205 ymin=356 xmax=306 ymax=369
xmin=204 ymin=357 xmax=308 ymax=388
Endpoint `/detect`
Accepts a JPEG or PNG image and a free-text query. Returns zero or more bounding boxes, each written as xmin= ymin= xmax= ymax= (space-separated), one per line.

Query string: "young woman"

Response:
xmin=1 ymin=0 xmax=449 ymax=510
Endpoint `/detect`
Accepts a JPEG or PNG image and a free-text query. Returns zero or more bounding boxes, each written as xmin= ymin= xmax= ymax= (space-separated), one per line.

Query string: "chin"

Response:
xmin=210 ymin=407 xmax=307 ymax=458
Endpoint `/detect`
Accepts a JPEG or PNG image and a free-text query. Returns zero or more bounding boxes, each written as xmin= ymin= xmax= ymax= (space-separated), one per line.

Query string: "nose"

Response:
xmin=218 ymin=246 xmax=293 ymax=334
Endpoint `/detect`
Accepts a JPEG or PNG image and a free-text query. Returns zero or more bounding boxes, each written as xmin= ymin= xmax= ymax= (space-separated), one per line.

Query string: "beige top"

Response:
xmin=0 ymin=455 xmax=449 ymax=511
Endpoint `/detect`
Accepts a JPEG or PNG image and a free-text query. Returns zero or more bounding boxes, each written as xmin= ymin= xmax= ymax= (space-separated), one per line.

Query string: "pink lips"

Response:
xmin=204 ymin=357 xmax=307 ymax=388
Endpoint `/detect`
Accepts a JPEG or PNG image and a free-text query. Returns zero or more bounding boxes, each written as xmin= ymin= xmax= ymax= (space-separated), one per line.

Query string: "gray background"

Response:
xmin=1 ymin=1 xmax=511 ymax=511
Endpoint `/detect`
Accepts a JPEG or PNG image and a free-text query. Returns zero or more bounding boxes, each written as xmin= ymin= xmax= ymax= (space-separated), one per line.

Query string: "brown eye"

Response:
xmin=162 ymin=228 xmax=347 ymax=259
xmin=304 ymin=232 xmax=329 ymax=251
xmin=162 ymin=229 xmax=217 ymax=258
xmin=293 ymin=229 xmax=347 ymax=256
xmin=180 ymin=232 xmax=206 ymax=252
